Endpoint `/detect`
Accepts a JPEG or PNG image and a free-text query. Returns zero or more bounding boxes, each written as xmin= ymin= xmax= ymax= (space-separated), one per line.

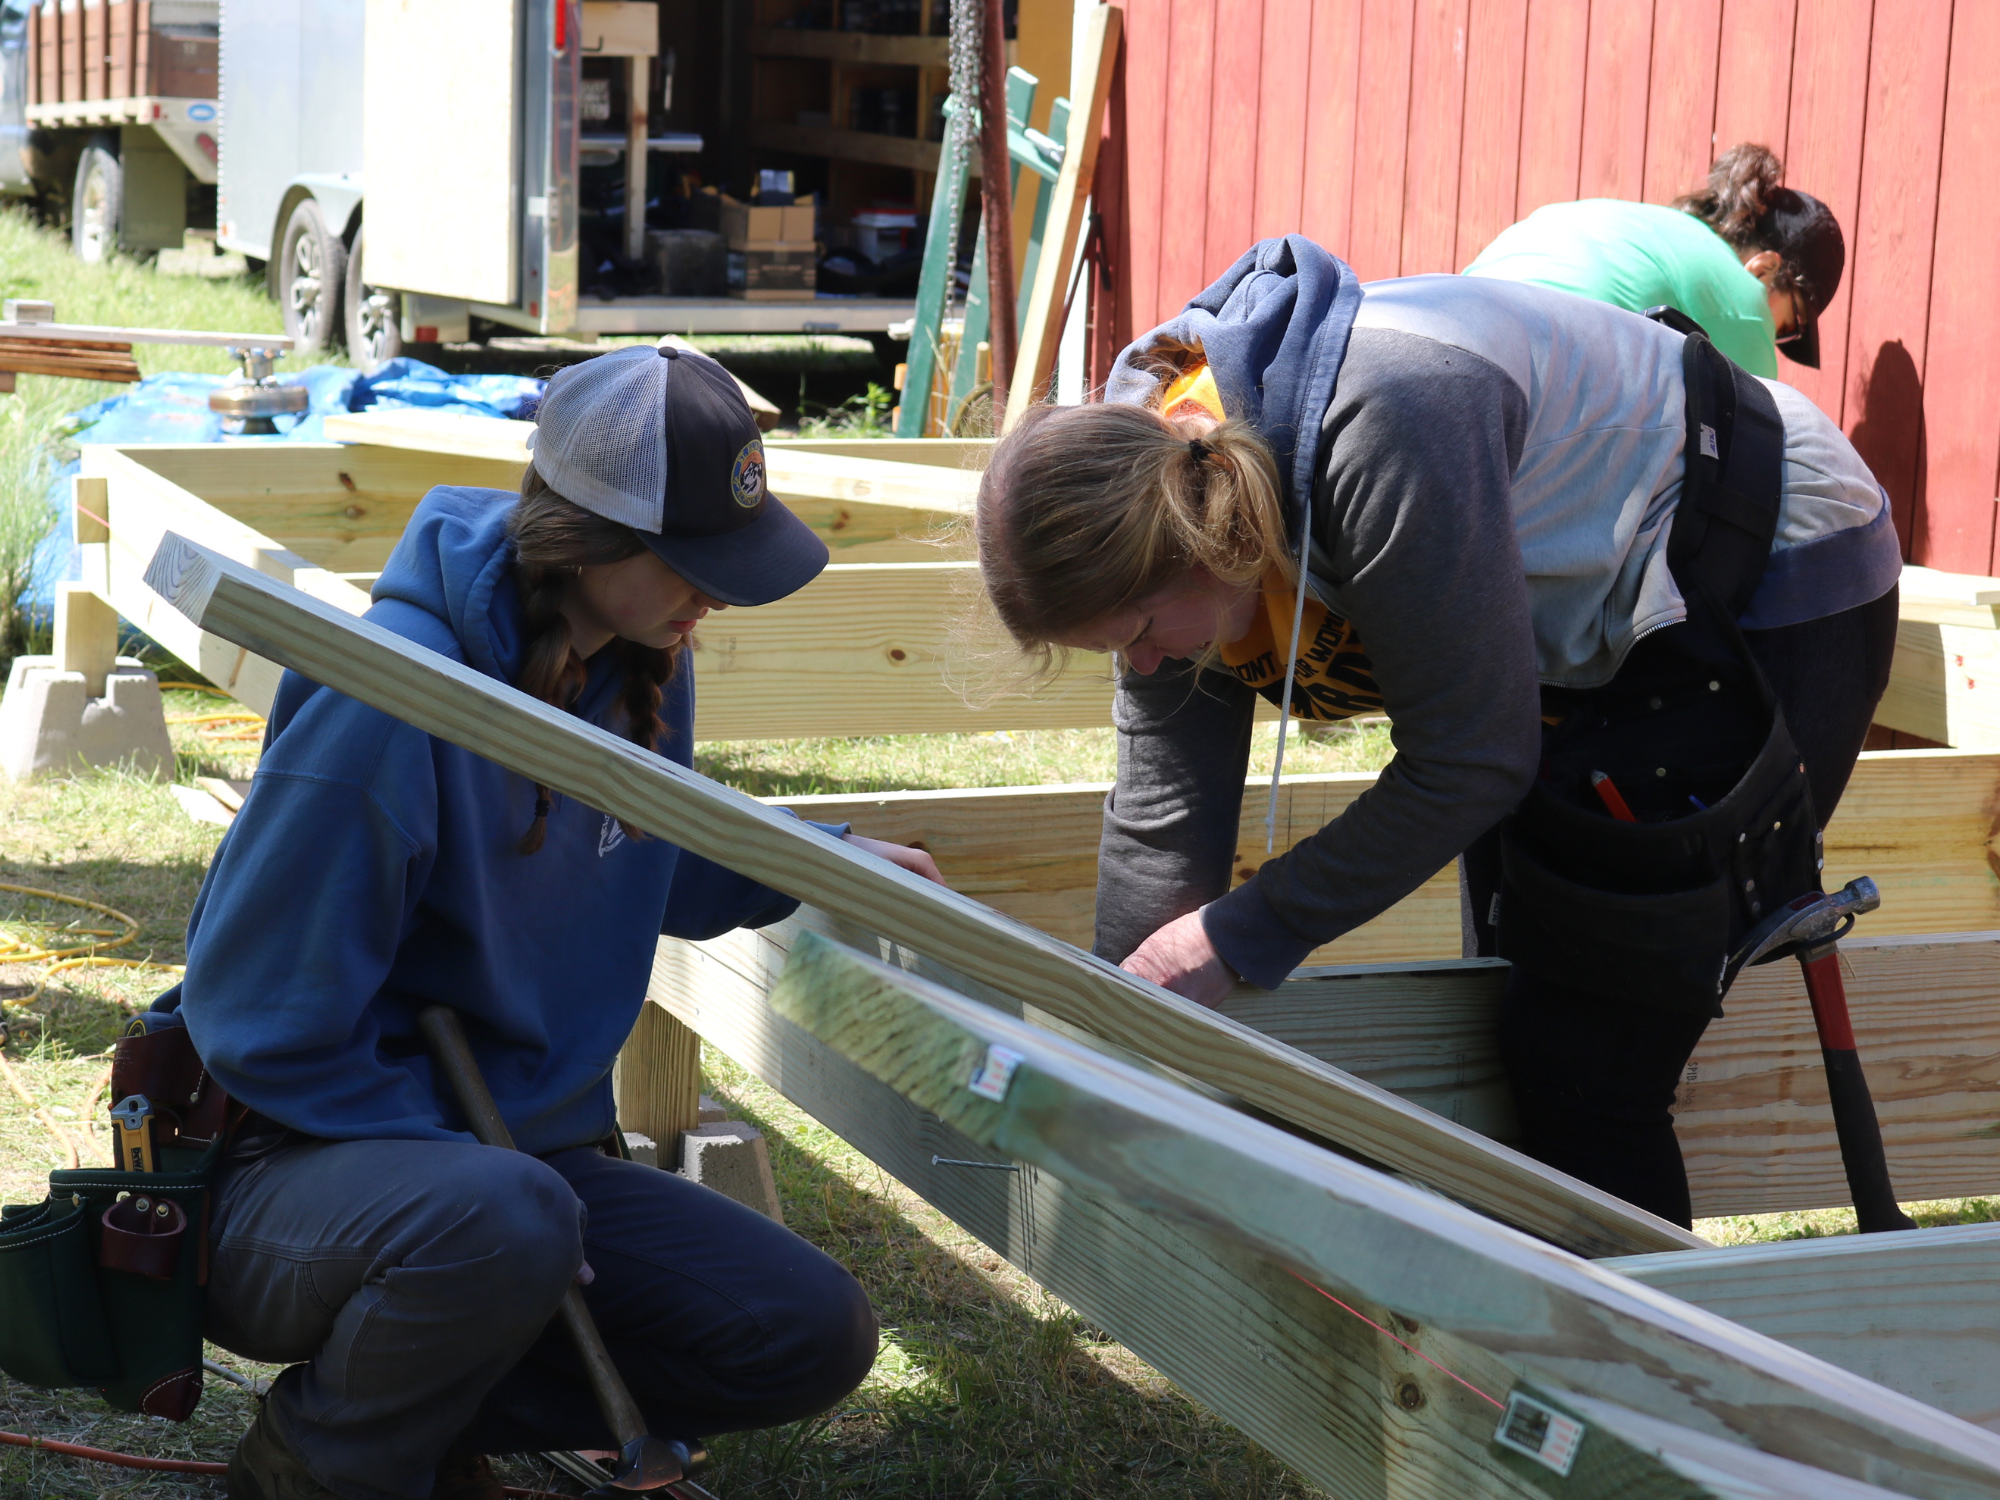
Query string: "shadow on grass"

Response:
xmin=700 ymin=1062 xmax=1320 ymax=1500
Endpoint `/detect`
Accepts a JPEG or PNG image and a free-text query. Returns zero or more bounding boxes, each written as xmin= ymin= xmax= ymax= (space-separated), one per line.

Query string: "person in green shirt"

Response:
xmin=1463 ymin=143 xmax=1845 ymax=378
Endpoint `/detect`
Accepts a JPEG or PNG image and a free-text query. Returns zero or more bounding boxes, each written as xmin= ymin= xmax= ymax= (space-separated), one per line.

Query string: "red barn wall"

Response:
xmin=1088 ymin=0 xmax=2000 ymax=574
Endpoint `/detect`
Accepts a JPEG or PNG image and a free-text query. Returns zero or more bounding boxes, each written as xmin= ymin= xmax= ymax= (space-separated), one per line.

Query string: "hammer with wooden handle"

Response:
xmin=417 ymin=1004 xmax=713 ymax=1495
xmin=1734 ymin=878 xmax=1918 ymax=1233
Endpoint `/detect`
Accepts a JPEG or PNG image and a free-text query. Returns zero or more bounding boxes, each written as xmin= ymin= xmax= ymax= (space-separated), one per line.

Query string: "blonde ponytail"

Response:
xmin=976 ymin=398 xmax=1293 ymax=656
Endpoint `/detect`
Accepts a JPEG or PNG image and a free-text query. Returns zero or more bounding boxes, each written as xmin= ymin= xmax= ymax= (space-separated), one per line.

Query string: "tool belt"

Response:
xmin=1494 ymin=329 xmax=1823 ymax=1017
xmin=0 ymin=1014 xmax=238 ymax=1419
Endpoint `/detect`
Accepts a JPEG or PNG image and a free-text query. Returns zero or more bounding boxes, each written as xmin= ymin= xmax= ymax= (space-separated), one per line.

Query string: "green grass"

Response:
xmin=0 ymin=204 xmax=287 ymax=383
xmin=0 ymin=724 xmax=1995 ymax=1495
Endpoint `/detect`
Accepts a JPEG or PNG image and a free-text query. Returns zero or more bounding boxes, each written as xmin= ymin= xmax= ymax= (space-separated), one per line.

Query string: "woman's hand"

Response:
xmin=1120 ymin=910 xmax=1238 ymax=1007
xmin=844 ymin=832 xmax=946 ymax=886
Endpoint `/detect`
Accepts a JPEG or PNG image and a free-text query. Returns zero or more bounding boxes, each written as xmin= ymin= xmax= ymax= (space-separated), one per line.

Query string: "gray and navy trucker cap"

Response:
xmin=526 ymin=344 xmax=828 ymax=606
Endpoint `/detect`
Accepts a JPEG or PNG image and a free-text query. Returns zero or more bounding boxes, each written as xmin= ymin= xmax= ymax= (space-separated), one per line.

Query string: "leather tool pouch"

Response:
xmin=1495 ymin=331 xmax=1824 ymax=1017
xmin=0 ymin=1015 xmax=234 ymax=1420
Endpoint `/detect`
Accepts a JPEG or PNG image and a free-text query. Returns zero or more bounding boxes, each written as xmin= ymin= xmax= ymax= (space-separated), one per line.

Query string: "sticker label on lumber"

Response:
xmin=967 ymin=1044 xmax=1024 ymax=1102
xmin=1493 ymin=1393 xmax=1583 ymax=1476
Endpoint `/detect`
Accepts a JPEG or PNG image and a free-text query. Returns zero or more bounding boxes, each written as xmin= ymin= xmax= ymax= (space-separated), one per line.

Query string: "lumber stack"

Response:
xmin=0 ymin=335 xmax=142 ymax=383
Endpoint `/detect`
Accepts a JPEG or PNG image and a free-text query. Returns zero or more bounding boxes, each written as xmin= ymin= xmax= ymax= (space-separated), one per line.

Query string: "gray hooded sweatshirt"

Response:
xmin=1096 ymin=244 xmax=1900 ymax=989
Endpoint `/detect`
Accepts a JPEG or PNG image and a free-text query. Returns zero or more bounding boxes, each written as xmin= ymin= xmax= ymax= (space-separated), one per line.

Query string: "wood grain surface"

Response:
xmin=144 ymin=533 xmax=1698 ymax=1256
xmin=769 ymin=929 xmax=2000 ymax=1495
xmin=771 ymin=745 xmax=2000 ymax=967
xmin=1611 ymin=1223 xmax=2000 ymax=1431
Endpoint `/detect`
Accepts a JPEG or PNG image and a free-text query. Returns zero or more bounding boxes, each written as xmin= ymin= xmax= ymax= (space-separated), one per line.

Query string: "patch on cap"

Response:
xmin=730 ymin=438 xmax=766 ymax=509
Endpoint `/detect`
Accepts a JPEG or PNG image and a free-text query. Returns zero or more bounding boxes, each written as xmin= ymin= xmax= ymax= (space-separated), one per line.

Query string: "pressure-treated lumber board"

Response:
xmin=321 ymin=409 xmax=982 ymax=517
xmin=771 ymin=746 xmax=2000 ymax=966
xmin=0 ymin=319 xmax=293 ymax=349
xmin=1610 ymin=1223 xmax=2000 ymax=1432
xmin=769 ymin=437 xmax=991 ymax=470
xmin=648 ymin=919 xmax=1894 ymax=1500
xmin=611 ymin=999 xmax=702 ymax=1154
xmin=769 ymin=929 xmax=2000 ymax=1497
xmin=685 ymin=563 xmax=1110 ymax=739
xmin=672 ymin=918 xmax=2000 ymax=1219
xmin=142 ymin=532 xmax=1698 ymax=1256
xmin=84 ymin=446 xmax=1066 ymax=733
xmin=646 ymin=920 xmax=1570 ymax=1500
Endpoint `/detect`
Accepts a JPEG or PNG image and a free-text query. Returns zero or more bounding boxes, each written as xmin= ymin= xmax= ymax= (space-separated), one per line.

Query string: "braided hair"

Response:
xmin=507 ymin=466 xmax=681 ymax=853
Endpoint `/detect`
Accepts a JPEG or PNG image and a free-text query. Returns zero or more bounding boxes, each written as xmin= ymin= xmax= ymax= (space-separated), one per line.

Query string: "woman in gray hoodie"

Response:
xmin=975 ymin=237 xmax=1901 ymax=1226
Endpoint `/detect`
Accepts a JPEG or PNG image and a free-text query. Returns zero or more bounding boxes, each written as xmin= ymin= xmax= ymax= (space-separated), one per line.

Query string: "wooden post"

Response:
xmin=978 ymin=0 xmax=1017 ymax=417
xmin=54 ymin=582 xmax=118 ymax=697
xmin=73 ymin=474 xmax=111 ymax=606
xmin=614 ymin=1000 xmax=702 ymax=1162
xmin=625 ymin=54 xmax=649 ymax=265
xmin=1006 ymin=4 xmax=1120 ymax=425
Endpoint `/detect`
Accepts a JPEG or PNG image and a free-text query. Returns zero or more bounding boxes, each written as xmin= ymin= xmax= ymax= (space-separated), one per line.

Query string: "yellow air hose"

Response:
xmin=0 ymin=884 xmax=185 ymax=1163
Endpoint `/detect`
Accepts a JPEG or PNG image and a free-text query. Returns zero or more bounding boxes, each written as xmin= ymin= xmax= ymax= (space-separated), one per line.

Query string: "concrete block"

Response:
xmin=680 ymin=1121 xmax=784 ymax=1222
xmin=697 ymin=1094 xmax=727 ymax=1124
xmin=622 ymin=1131 xmax=659 ymax=1168
xmin=0 ymin=656 xmax=174 ymax=781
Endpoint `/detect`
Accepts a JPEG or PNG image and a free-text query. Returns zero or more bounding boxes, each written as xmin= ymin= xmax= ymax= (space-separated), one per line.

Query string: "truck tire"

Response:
xmin=71 ymin=143 xmax=121 ymax=263
xmin=279 ymin=199 xmax=347 ymax=355
xmin=342 ymin=225 xmax=403 ymax=371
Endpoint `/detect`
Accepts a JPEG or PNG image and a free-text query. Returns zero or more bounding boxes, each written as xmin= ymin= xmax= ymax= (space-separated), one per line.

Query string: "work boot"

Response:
xmin=226 ymin=1404 xmax=345 ymax=1500
xmin=432 ymin=1453 xmax=505 ymax=1500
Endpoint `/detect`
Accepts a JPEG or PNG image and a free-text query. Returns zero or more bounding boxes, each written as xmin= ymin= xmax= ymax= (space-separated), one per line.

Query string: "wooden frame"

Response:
xmin=766 ymin=930 xmax=2000 ymax=1495
xmin=79 ymin=441 xmax=1116 ymax=736
xmin=141 ymin=530 xmax=1697 ymax=1256
xmin=764 ymin=746 xmax=2000 ymax=965
xmin=660 ymin=915 xmax=2000 ymax=1222
xmin=141 ymin=529 xmax=2000 ymax=1493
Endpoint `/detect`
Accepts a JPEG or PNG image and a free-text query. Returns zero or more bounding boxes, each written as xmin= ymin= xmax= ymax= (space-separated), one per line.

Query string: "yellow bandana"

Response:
xmin=1161 ymin=362 xmax=1385 ymax=722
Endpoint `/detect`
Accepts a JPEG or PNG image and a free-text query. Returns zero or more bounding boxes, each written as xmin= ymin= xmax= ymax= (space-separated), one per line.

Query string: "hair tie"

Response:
xmin=1187 ymin=438 xmax=1210 ymax=462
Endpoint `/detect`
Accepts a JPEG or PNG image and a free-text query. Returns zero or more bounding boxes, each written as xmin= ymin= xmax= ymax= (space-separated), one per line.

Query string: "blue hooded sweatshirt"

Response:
xmin=153 ymin=486 xmax=831 ymax=1155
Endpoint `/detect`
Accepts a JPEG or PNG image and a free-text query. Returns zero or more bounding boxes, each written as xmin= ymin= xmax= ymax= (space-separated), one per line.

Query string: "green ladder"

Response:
xmin=895 ymin=68 xmax=1069 ymax=438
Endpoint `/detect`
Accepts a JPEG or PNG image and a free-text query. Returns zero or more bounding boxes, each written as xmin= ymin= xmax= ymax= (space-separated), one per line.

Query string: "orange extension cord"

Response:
xmin=0 ymin=1429 xmax=574 ymax=1496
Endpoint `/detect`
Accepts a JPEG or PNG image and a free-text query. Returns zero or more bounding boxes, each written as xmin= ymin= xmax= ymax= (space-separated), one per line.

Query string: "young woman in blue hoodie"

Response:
xmin=155 ymin=346 xmax=938 ymax=1500
xmin=975 ymin=237 xmax=1901 ymax=1229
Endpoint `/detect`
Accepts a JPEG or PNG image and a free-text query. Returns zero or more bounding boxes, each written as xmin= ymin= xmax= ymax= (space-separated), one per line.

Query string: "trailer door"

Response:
xmin=362 ymin=0 xmax=520 ymax=305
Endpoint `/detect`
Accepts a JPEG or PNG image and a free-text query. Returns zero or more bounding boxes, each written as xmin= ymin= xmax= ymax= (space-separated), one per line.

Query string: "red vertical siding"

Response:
xmin=1400 ymin=0 xmax=1471 ymax=274
xmin=1346 ymin=0 xmax=1418 ymax=280
xmin=1925 ymin=5 xmax=2000 ymax=574
xmin=1640 ymin=0 xmax=1721 ymax=204
xmin=1778 ymin=0 xmax=1871 ymax=428
xmin=1514 ymin=0 xmax=1589 ymax=216
xmin=1156 ymin=0 xmax=1219 ymax=304
xmin=1204 ymin=0 xmax=1264 ymax=281
xmin=1250 ymin=0 xmax=1313 ymax=238
xmin=1454 ymin=0 xmax=1529 ymax=267
xmin=1093 ymin=0 xmax=1997 ymax=565
xmin=1709 ymin=0 xmax=1794 ymax=153
xmin=1841 ymin=3 xmax=1951 ymax=552
xmin=1576 ymin=0 xmax=1654 ymax=200
xmin=1298 ymin=0 xmax=1364 ymax=253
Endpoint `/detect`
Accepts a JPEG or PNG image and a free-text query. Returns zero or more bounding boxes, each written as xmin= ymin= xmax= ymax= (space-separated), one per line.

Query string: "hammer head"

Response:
xmin=599 ymin=1436 xmax=706 ymax=1493
xmin=1738 ymin=876 xmax=1880 ymax=969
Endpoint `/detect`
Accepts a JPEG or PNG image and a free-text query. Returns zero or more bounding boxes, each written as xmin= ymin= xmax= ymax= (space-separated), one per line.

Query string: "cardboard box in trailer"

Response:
xmin=204 ymin=0 xmax=913 ymax=365
xmin=0 ymin=0 xmax=220 ymax=260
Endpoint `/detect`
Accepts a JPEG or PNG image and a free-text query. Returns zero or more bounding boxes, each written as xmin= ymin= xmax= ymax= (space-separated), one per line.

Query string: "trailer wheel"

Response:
xmin=71 ymin=144 xmax=121 ymax=263
xmin=279 ymin=199 xmax=347 ymax=355
xmin=342 ymin=225 xmax=403 ymax=371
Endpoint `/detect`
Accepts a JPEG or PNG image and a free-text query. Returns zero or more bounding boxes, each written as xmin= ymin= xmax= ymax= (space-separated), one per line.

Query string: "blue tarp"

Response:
xmin=30 ymin=361 xmax=543 ymax=605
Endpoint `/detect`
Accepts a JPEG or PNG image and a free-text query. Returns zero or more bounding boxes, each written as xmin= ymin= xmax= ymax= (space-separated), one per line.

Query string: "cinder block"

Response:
xmin=697 ymin=1094 xmax=727 ymax=1124
xmin=680 ymin=1121 xmax=783 ymax=1223
xmin=622 ymin=1131 xmax=659 ymax=1168
xmin=0 ymin=656 xmax=174 ymax=781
